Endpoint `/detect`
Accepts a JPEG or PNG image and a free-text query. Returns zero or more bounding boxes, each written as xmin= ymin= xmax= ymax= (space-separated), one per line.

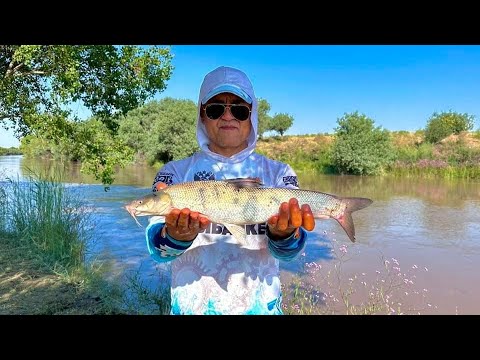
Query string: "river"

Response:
xmin=1 ymin=155 xmax=479 ymax=314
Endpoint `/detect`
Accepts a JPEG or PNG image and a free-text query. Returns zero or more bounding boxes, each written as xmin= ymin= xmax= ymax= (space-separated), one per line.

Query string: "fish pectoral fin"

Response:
xmin=224 ymin=177 xmax=263 ymax=188
xmin=223 ymin=223 xmax=247 ymax=244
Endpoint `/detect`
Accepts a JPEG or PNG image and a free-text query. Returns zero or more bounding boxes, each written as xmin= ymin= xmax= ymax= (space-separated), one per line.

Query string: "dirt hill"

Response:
xmin=257 ymin=135 xmax=333 ymax=158
xmin=257 ymin=132 xmax=480 ymax=158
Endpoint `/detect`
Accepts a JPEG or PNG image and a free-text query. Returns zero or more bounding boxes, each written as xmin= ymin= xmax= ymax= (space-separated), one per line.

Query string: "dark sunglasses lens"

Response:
xmin=231 ymin=105 xmax=250 ymax=121
xmin=205 ymin=104 xmax=225 ymax=119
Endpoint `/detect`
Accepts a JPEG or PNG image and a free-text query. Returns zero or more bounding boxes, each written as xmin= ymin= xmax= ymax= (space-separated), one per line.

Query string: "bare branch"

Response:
xmin=5 ymin=59 xmax=16 ymax=78
xmin=12 ymin=63 xmax=24 ymax=72
xmin=5 ymin=62 xmax=45 ymax=78
xmin=15 ymin=70 xmax=46 ymax=77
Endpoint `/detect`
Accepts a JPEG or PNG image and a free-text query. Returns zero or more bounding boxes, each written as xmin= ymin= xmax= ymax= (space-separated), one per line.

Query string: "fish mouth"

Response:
xmin=124 ymin=204 xmax=143 ymax=227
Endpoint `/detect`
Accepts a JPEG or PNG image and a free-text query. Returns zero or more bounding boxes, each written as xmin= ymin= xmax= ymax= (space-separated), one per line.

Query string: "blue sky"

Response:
xmin=2 ymin=45 xmax=480 ymax=147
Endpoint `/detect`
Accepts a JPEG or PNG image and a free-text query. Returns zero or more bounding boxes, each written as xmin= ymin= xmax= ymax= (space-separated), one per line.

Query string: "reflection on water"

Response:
xmin=299 ymin=172 xmax=480 ymax=206
xmin=4 ymin=155 xmax=160 ymax=187
xmin=1 ymin=155 xmax=480 ymax=314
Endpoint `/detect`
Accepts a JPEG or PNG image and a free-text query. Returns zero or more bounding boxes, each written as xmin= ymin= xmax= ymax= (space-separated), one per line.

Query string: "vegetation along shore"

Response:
xmin=1 ymin=46 xmax=478 ymax=314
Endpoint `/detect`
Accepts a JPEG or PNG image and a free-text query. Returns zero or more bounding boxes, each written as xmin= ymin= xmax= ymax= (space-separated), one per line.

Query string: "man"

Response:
xmin=146 ymin=66 xmax=315 ymax=315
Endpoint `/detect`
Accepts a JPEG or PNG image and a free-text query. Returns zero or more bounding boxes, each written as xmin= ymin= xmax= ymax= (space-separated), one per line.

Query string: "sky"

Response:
xmin=2 ymin=45 xmax=480 ymax=148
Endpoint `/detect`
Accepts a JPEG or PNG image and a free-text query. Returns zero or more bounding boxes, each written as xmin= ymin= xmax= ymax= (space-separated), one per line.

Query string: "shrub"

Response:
xmin=424 ymin=111 xmax=475 ymax=144
xmin=332 ymin=112 xmax=394 ymax=175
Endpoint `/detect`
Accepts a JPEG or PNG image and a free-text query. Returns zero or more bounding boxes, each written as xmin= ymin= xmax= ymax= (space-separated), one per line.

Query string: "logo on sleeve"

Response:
xmin=282 ymin=176 xmax=298 ymax=187
xmin=152 ymin=172 xmax=174 ymax=191
xmin=194 ymin=171 xmax=215 ymax=181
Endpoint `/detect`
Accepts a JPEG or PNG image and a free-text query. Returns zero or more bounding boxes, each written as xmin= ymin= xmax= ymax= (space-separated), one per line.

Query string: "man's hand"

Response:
xmin=165 ymin=208 xmax=211 ymax=242
xmin=267 ymin=198 xmax=316 ymax=240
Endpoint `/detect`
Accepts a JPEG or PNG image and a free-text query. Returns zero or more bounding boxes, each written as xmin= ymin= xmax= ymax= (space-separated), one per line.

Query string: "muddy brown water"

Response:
xmin=1 ymin=155 xmax=479 ymax=314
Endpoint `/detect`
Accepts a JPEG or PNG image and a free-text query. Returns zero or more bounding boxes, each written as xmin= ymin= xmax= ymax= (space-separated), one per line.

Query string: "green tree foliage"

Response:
xmin=72 ymin=119 xmax=134 ymax=186
xmin=1 ymin=45 xmax=173 ymax=186
xmin=332 ymin=111 xmax=394 ymax=175
xmin=270 ymin=113 xmax=293 ymax=136
xmin=424 ymin=111 xmax=475 ymax=143
xmin=20 ymin=134 xmax=61 ymax=159
xmin=19 ymin=112 xmax=77 ymax=160
xmin=0 ymin=146 xmax=22 ymax=156
xmin=118 ymin=98 xmax=199 ymax=165
xmin=257 ymin=98 xmax=273 ymax=139
xmin=20 ymin=117 xmax=135 ymax=187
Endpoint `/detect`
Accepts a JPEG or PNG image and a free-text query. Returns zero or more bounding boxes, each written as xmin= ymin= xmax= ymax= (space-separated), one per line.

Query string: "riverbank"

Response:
xmin=1 ymin=139 xmax=480 ymax=315
xmin=0 ymin=174 xmax=169 ymax=315
xmin=256 ymin=131 xmax=480 ymax=178
xmin=0 ymin=235 xmax=113 ymax=315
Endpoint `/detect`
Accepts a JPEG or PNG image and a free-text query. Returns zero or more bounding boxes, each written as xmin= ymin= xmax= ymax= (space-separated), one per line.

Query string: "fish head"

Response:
xmin=124 ymin=191 xmax=173 ymax=224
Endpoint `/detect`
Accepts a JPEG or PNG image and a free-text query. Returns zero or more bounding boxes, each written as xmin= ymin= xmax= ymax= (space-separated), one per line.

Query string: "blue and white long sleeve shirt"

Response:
xmin=146 ymin=151 xmax=306 ymax=315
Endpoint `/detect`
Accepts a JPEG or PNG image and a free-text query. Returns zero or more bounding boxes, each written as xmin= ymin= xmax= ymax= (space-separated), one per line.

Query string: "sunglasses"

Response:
xmin=203 ymin=103 xmax=251 ymax=121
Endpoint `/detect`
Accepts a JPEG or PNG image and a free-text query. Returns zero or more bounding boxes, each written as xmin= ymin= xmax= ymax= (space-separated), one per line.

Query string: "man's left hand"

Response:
xmin=267 ymin=198 xmax=315 ymax=240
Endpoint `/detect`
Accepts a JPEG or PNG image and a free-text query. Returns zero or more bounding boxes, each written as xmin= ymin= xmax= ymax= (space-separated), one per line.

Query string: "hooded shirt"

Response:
xmin=145 ymin=66 xmax=306 ymax=315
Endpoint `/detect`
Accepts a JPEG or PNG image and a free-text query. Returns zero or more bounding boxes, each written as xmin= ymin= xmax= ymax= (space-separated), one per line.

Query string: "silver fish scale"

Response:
xmin=163 ymin=181 xmax=345 ymax=225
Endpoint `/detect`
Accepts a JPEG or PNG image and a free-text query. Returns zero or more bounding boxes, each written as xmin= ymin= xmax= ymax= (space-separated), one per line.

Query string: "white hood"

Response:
xmin=196 ymin=66 xmax=258 ymax=163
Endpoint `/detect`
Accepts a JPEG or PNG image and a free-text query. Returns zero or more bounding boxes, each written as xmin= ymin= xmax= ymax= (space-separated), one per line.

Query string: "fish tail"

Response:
xmin=334 ymin=197 xmax=373 ymax=243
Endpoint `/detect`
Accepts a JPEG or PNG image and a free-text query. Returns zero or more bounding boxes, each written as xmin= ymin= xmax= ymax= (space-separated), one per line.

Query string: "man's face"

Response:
xmin=201 ymin=92 xmax=252 ymax=157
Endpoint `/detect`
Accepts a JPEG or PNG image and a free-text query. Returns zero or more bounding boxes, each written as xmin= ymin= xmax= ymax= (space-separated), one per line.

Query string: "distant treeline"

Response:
xmin=4 ymin=46 xmax=479 ymax=186
xmin=15 ymin=97 xmax=480 ymax=180
xmin=0 ymin=147 xmax=22 ymax=156
xmin=17 ymin=97 xmax=293 ymax=167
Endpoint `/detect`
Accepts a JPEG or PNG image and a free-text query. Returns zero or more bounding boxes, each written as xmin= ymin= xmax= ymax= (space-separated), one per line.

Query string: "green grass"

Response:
xmin=0 ymin=171 xmax=169 ymax=314
xmin=388 ymin=164 xmax=480 ymax=179
xmin=5 ymin=173 xmax=89 ymax=271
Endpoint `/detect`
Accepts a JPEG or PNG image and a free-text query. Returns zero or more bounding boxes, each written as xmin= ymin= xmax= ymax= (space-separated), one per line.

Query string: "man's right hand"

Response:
xmin=165 ymin=208 xmax=211 ymax=242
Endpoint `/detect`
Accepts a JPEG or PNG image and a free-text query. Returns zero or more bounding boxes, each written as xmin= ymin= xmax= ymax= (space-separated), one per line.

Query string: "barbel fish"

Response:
xmin=124 ymin=178 xmax=373 ymax=243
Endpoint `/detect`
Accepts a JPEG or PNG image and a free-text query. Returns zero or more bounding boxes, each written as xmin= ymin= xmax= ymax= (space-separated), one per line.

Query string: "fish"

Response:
xmin=124 ymin=178 xmax=373 ymax=243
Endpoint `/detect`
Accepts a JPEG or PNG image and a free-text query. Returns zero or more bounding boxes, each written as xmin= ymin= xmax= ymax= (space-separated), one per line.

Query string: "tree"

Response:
xmin=118 ymin=98 xmax=199 ymax=165
xmin=270 ymin=113 xmax=293 ymax=136
xmin=424 ymin=111 xmax=475 ymax=143
xmin=257 ymin=98 xmax=273 ymax=139
xmin=332 ymin=111 xmax=394 ymax=175
xmin=1 ymin=45 xmax=173 ymax=186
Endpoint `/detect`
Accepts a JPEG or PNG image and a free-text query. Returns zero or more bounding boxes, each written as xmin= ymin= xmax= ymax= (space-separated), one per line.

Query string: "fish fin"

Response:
xmin=223 ymin=223 xmax=248 ymax=244
xmin=224 ymin=177 xmax=264 ymax=188
xmin=334 ymin=197 xmax=373 ymax=243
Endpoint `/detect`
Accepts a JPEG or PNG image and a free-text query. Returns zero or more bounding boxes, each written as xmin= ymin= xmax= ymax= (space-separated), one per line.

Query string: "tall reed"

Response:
xmin=0 ymin=170 xmax=170 ymax=314
xmin=2 ymin=171 xmax=91 ymax=272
